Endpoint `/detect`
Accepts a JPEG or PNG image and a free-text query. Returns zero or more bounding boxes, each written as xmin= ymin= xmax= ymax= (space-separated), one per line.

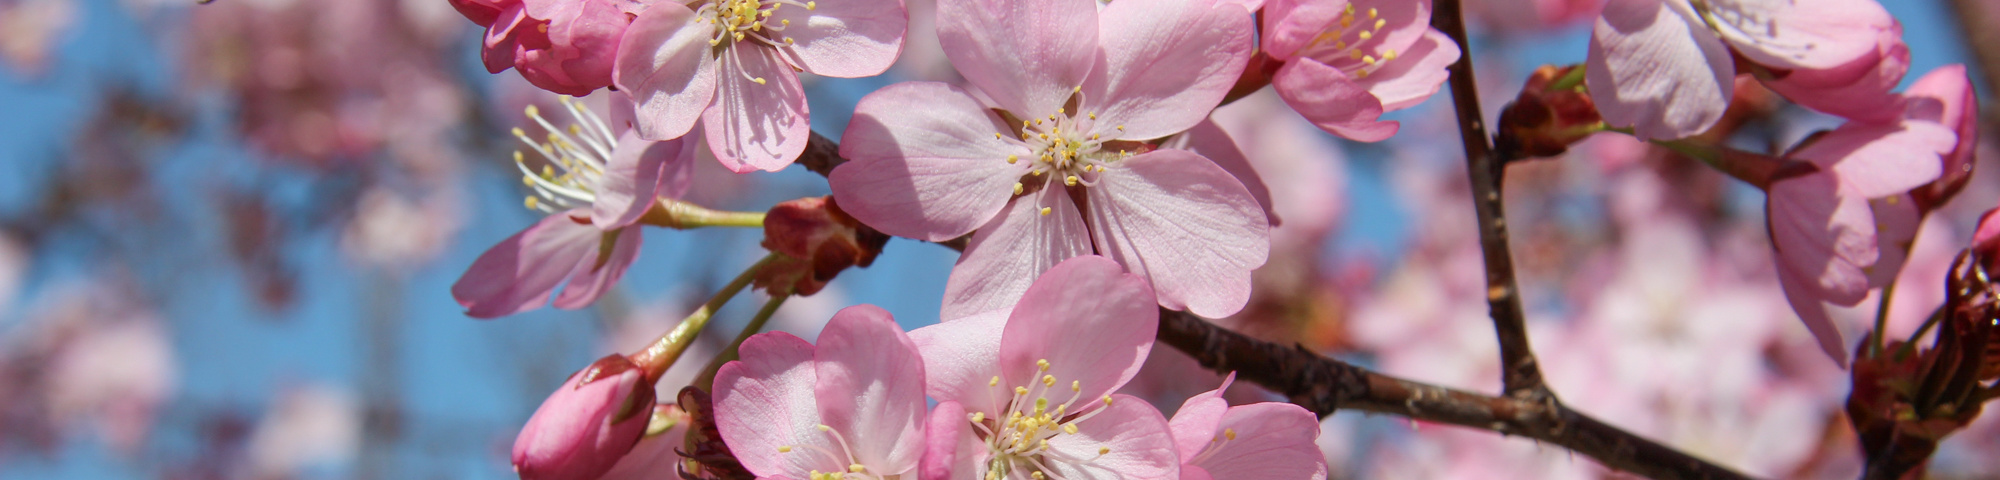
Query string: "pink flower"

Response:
xmin=614 ymin=0 xmax=908 ymax=172
xmin=452 ymin=97 xmax=698 ymax=318
xmin=1587 ymin=0 xmax=1896 ymax=140
xmin=1167 ymin=374 xmax=1329 ymax=480
xmin=513 ymin=355 xmax=658 ymax=480
xmin=712 ymin=305 xmax=929 ymax=479
xmin=1261 ymin=0 xmax=1461 ymax=141
xmin=455 ymin=0 xmax=635 ymax=96
xmin=1766 ymin=110 xmax=1955 ymax=364
xmin=908 ymin=256 xmax=1180 ymax=480
xmin=829 ymin=0 xmax=1269 ymax=319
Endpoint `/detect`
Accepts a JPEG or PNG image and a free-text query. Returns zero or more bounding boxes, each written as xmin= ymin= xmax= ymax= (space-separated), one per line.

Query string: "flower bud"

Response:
xmin=675 ymin=386 xmax=753 ymax=480
xmin=512 ymin=354 xmax=656 ymax=480
xmin=1496 ymin=65 xmax=1602 ymax=159
xmin=756 ymin=196 xmax=890 ymax=296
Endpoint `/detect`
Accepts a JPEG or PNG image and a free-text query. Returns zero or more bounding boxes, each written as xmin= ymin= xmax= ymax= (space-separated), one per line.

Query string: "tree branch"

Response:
xmin=1156 ymin=309 xmax=1753 ymax=480
xmin=1432 ymin=0 xmax=1552 ymax=401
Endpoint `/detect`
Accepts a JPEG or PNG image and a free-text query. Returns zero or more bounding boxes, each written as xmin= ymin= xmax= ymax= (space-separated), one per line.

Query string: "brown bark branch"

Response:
xmin=1432 ymin=0 xmax=1551 ymax=400
xmin=1156 ymin=309 xmax=1753 ymax=480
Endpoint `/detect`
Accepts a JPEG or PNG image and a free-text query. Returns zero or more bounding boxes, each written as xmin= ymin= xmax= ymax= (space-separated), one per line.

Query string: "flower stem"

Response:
xmin=630 ymin=253 xmax=779 ymax=382
xmin=1871 ymin=279 xmax=1897 ymax=359
xmin=693 ymin=291 xmax=791 ymax=391
xmin=641 ymin=198 xmax=767 ymax=229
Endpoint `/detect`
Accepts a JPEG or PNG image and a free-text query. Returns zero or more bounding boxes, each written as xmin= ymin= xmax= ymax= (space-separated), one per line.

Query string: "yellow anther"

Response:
xmin=709 ymin=38 xmax=723 ymax=46
xmin=1340 ymin=16 xmax=1352 ymax=28
xmin=1008 ymin=155 xmax=1020 ymax=164
xmin=1013 ymin=183 xmax=1023 ymax=195
xmin=1036 ymin=398 xmax=1049 ymax=412
xmin=1102 ymin=395 xmax=1114 ymax=406
xmin=995 ymin=133 xmax=1005 ymax=139
xmin=1099 ymin=446 xmax=1111 ymax=455
xmin=806 ymin=1 xmax=815 ymax=9
xmin=1374 ymin=18 xmax=1386 ymax=29
xmin=1115 ymin=125 xmax=1124 ymax=131
xmin=1071 ymin=380 xmax=1080 ymax=391
xmin=511 ymin=127 xmax=527 ymax=137
xmin=850 ymin=465 xmax=866 ymax=473
xmin=1363 ymin=55 xmax=1376 ymax=65
xmin=752 ymin=77 xmax=768 ymax=85
xmin=525 ymin=104 xmax=540 ymax=118
xmin=568 ymin=125 xmax=582 ymax=135
xmin=1039 ymin=207 xmax=1052 ymax=216
xmin=816 ymin=424 xmax=831 ymax=432
xmin=990 ymin=376 xmax=1002 ymax=386
xmin=524 ymin=196 xmax=540 ymax=210
xmin=970 ymin=412 xmax=986 ymax=423
xmin=521 ymin=175 xmax=534 ymax=186
xmin=1356 ymin=70 xmax=1371 ymax=79
xmin=1344 ymin=4 xmax=1355 ymax=14
xmin=1335 ymin=40 xmax=1347 ymax=49
xmin=1359 ymin=30 xmax=1372 ymax=40
xmin=1043 ymin=374 xmax=1057 ymax=386
xmin=1037 ymin=359 xmax=1050 ymax=371
xmin=1032 ymin=472 xmax=1046 ymax=480
xmin=1384 ymin=49 xmax=1398 ymax=61
xmin=1038 ymin=133 xmax=1048 ymax=140
xmin=1063 ymin=424 xmax=1078 ymax=434
xmin=1073 ymin=85 xmax=1082 ymax=93
xmin=1016 ymin=386 xmax=1030 ymax=395
xmin=1087 ymin=113 xmax=1096 ymax=120
xmin=541 ymin=165 xmax=555 ymax=178
xmin=1056 ymin=107 xmax=1065 ymax=114
xmin=1064 ymin=176 xmax=1078 ymax=186
xmin=1369 ymin=7 xmax=1378 ymax=18
xmin=987 ymin=471 xmax=1000 ymax=480
xmin=778 ymin=446 xmax=793 ymax=453
xmin=1224 ymin=428 xmax=1238 ymax=440
xmin=1350 ymin=49 xmax=1363 ymax=60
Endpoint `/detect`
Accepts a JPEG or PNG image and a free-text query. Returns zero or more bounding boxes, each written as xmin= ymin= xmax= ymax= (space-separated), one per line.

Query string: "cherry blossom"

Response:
xmin=830 ymin=0 xmax=1269 ymax=319
xmin=1261 ymin=0 xmax=1461 ymax=141
xmin=452 ymin=96 xmax=697 ymax=318
xmin=909 ymin=256 xmax=1179 ymax=480
xmin=615 ymin=0 xmax=908 ymax=172
xmin=1166 ymin=374 xmax=1329 ymax=480
xmin=1587 ymin=0 xmax=1897 ymax=140
xmin=713 ymin=305 xmax=928 ymax=480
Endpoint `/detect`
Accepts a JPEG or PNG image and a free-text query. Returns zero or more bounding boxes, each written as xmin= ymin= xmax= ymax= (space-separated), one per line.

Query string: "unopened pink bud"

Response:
xmin=512 ymin=355 xmax=656 ymax=480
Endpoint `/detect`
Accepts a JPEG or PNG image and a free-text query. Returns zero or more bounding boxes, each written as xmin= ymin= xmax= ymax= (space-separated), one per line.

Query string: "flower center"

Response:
xmin=1297 ymin=4 xmax=1398 ymax=79
xmin=513 ymin=96 xmax=619 ymax=214
xmin=693 ymin=0 xmax=816 ymax=85
xmin=776 ymin=424 xmax=893 ymax=480
xmin=965 ymin=359 xmax=1114 ymax=480
xmin=995 ymin=103 xmax=1135 ymax=212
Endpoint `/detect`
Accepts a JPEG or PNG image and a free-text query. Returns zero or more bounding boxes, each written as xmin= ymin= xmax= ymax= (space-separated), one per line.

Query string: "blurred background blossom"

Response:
xmin=0 ymin=0 xmax=1993 ymax=478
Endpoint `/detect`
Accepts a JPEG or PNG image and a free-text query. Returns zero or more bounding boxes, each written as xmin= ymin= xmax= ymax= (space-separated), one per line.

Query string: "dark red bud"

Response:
xmin=756 ymin=196 xmax=889 ymax=296
xmin=1496 ymin=64 xmax=1602 ymax=159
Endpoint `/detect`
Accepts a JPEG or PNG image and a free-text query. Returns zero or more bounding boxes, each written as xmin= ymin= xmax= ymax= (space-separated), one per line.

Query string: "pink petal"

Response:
xmin=918 ymin=401 xmax=975 ymax=480
xmin=768 ymin=0 xmax=909 ymax=78
xmin=907 ymin=309 xmax=1009 ymax=415
xmin=1767 ymin=172 xmax=1876 ymax=306
xmin=615 ymin=3 xmax=718 ymax=141
xmin=1085 ymin=150 xmax=1270 ymax=318
xmin=1708 ymin=0 xmax=1892 ymax=70
xmin=1777 ymin=263 xmax=1852 ymax=366
xmin=657 ymin=125 xmax=702 ymax=201
xmin=1271 ymin=59 xmax=1399 ymax=142
xmin=484 ymin=5 xmax=528 ymax=74
xmin=1586 ymin=0 xmax=1734 ymax=141
xmin=1904 ymin=64 xmax=1979 ymax=198
xmin=702 ymin=46 xmax=810 ymax=172
xmin=1259 ymin=0 xmax=1343 ymax=60
xmin=1168 ymin=373 xmax=1235 ymax=459
xmin=1164 ymin=120 xmax=1277 ymax=226
xmin=935 ymin=0 xmax=1098 ymax=116
xmin=1000 ymin=256 xmax=1159 ymax=407
xmin=1351 ymin=30 xmax=1459 ymax=112
xmin=1793 ymin=122 xmax=1950 ymax=198
xmin=829 ymin=81 xmax=1033 ymax=241
xmin=1043 ymin=394 xmax=1179 ymax=480
xmin=1083 ymin=0 xmax=1253 ymax=140
xmin=713 ymin=332 xmax=837 ymax=477
xmin=1182 ymin=466 xmax=1219 ymax=480
xmin=592 ymin=131 xmax=673 ymax=229
xmin=1760 ymin=24 xmax=1908 ymax=123
xmin=941 ymin=187 xmax=1094 ymax=321
xmin=812 ymin=305 xmax=928 ymax=474
xmin=1865 ymin=196 xmax=1920 ymax=288
xmin=1195 ymin=403 xmax=1329 ymax=480
xmin=552 ymin=224 xmax=643 ymax=310
xmin=452 ymin=211 xmax=601 ymax=318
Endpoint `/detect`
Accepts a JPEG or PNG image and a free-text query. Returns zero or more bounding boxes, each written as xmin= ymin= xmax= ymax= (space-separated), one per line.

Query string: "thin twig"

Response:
xmin=1432 ymin=0 xmax=1552 ymax=401
xmin=1156 ymin=309 xmax=1753 ymax=480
